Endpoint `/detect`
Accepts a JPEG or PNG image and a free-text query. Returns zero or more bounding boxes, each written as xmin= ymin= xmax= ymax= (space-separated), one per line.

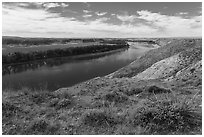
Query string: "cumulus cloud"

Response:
xmin=18 ymin=3 xmax=30 ymax=7
xmin=2 ymin=6 xmax=156 ymax=38
xmin=116 ymin=14 xmax=137 ymax=22
xmin=43 ymin=2 xmax=69 ymax=9
xmin=60 ymin=3 xmax=69 ymax=8
xmin=178 ymin=12 xmax=188 ymax=15
xmin=83 ymin=14 xmax=92 ymax=18
xmin=95 ymin=11 xmax=107 ymax=16
xmin=136 ymin=10 xmax=201 ymax=37
xmin=83 ymin=10 xmax=92 ymax=13
xmin=2 ymin=5 xmax=202 ymax=38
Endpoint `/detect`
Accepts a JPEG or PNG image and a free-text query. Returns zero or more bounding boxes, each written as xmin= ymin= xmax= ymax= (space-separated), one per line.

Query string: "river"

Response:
xmin=2 ymin=42 xmax=156 ymax=91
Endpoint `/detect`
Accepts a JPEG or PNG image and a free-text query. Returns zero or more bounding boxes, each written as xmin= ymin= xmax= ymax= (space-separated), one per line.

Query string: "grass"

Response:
xmin=24 ymin=117 xmax=61 ymax=135
xmin=2 ymin=85 xmax=202 ymax=135
xmin=112 ymin=39 xmax=202 ymax=78
xmin=124 ymin=87 xmax=143 ymax=96
xmin=130 ymin=94 xmax=202 ymax=134
xmin=103 ymin=91 xmax=129 ymax=104
xmin=2 ymin=88 xmax=75 ymax=134
xmin=147 ymin=85 xmax=171 ymax=94
xmin=81 ymin=108 xmax=121 ymax=127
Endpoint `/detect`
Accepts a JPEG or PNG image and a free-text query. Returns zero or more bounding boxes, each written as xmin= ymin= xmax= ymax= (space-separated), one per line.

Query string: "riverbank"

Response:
xmin=3 ymin=39 xmax=129 ymax=65
xmin=3 ymin=47 xmax=128 ymax=67
xmin=2 ymin=38 xmax=202 ymax=135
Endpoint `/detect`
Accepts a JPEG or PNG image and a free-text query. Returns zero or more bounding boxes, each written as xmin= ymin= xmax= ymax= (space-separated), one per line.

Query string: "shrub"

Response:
xmin=81 ymin=109 xmax=120 ymax=127
xmin=48 ymin=92 xmax=74 ymax=109
xmin=26 ymin=118 xmax=60 ymax=134
xmin=48 ymin=98 xmax=59 ymax=107
xmin=29 ymin=119 xmax=49 ymax=133
xmin=125 ymin=88 xmax=143 ymax=96
xmin=103 ymin=91 xmax=128 ymax=103
xmin=147 ymin=85 xmax=171 ymax=94
xmin=131 ymin=94 xmax=202 ymax=134
xmin=29 ymin=92 xmax=56 ymax=105
xmin=2 ymin=102 xmax=21 ymax=118
xmin=56 ymin=99 xmax=72 ymax=109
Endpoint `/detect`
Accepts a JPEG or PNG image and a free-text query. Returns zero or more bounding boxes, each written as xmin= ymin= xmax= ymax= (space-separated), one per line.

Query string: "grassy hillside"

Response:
xmin=2 ymin=38 xmax=202 ymax=135
xmin=111 ymin=39 xmax=201 ymax=78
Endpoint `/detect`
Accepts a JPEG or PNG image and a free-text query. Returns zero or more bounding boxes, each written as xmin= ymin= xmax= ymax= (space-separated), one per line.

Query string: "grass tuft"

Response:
xmin=103 ymin=91 xmax=128 ymax=104
xmin=29 ymin=92 xmax=56 ymax=105
xmin=131 ymin=94 xmax=202 ymax=134
xmin=56 ymin=98 xmax=72 ymax=109
xmin=147 ymin=85 xmax=171 ymax=94
xmin=25 ymin=118 xmax=60 ymax=135
xmin=125 ymin=88 xmax=143 ymax=96
xmin=2 ymin=102 xmax=22 ymax=119
xmin=81 ymin=108 xmax=121 ymax=127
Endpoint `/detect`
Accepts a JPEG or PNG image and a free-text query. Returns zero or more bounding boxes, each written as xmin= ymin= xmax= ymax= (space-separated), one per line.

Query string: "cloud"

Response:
xmin=95 ymin=11 xmax=107 ymax=16
xmin=84 ymin=2 xmax=91 ymax=8
xmin=43 ymin=3 xmax=60 ymax=9
xmin=2 ymin=4 xmax=202 ymax=38
xmin=178 ymin=12 xmax=188 ymax=15
xmin=116 ymin=14 xmax=137 ymax=22
xmin=60 ymin=3 xmax=69 ymax=8
xmin=83 ymin=14 xmax=92 ymax=18
xmin=18 ymin=3 xmax=30 ymax=7
xmin=43 ymin=2 xmax=69 ymax=9
xmin=94 ymin=17 xmax=109 ymax=22
xmin=136 ymin=10 xmax=201 ymax=37
xmin=83 ymin=10 xmax=92 ymax=13
xmin=2 ymin=5 xmax=156 ymax=38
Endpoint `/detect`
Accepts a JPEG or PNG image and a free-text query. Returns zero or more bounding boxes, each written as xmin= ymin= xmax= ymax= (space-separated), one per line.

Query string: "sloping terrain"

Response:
xmin=133 ymin=44 xmax=201 ymax=80
xmin=111 ymin=39 xmax=201 ymax=78
xmin=2 ymin=38 xmax=202 ymax=135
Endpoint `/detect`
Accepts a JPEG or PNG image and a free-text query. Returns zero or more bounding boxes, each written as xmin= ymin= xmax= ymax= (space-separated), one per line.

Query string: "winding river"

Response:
xmin=2 ymin=42 xmax=157 ymax=91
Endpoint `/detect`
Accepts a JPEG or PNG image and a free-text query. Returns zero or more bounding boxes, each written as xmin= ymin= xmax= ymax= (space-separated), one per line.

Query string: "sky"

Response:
xmin=2 ymin=2 xmax=202 ymax=38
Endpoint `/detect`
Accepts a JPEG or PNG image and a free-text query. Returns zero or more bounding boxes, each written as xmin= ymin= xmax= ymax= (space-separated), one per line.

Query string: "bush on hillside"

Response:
xmin=147 ymin=85 xmax=171 ymax=94
xmin=131 ymin=94 xmax=202 ymax=134
xmin=81 ymin=108 xmax=121 ymax=127
xmin=125 ymin=88 xmax=143 ymax=96
xmin=25 ymin=118 xmax=60 ymax=135
xmin=103 ymin=91 xmax=129 ymax=103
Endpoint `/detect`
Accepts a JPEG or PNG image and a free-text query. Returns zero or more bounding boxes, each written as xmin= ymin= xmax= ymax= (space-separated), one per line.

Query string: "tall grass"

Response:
xmin=130 ymin=93 xmax=202 ymax=134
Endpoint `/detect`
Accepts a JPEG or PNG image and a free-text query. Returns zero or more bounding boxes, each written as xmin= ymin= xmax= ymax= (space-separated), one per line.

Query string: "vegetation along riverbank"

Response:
xmin=2 ymin=37 xmax=129 ymax=64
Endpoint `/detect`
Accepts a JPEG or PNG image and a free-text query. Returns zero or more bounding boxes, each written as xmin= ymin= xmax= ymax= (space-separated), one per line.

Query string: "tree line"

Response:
xmin=2 ymin=37 xmax=120 ymax=45
xmin=3 ymin=42 xmax=129 ymax=65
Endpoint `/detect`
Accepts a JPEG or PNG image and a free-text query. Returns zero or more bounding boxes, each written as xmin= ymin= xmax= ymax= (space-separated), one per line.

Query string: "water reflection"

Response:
xmin=3 ymin=49 xmax=127 ymax=76
xmin=3 ymin=44 xmax=153 ymax=91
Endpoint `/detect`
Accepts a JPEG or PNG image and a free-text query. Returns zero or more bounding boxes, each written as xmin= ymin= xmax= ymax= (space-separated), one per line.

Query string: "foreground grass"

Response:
xmin=2 ymin=85 xmax=202 ymax=135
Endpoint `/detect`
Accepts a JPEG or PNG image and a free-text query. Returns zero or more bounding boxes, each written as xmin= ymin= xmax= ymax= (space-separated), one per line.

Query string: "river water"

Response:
xmin=2 ymin=42 xmax=155 ymax=91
